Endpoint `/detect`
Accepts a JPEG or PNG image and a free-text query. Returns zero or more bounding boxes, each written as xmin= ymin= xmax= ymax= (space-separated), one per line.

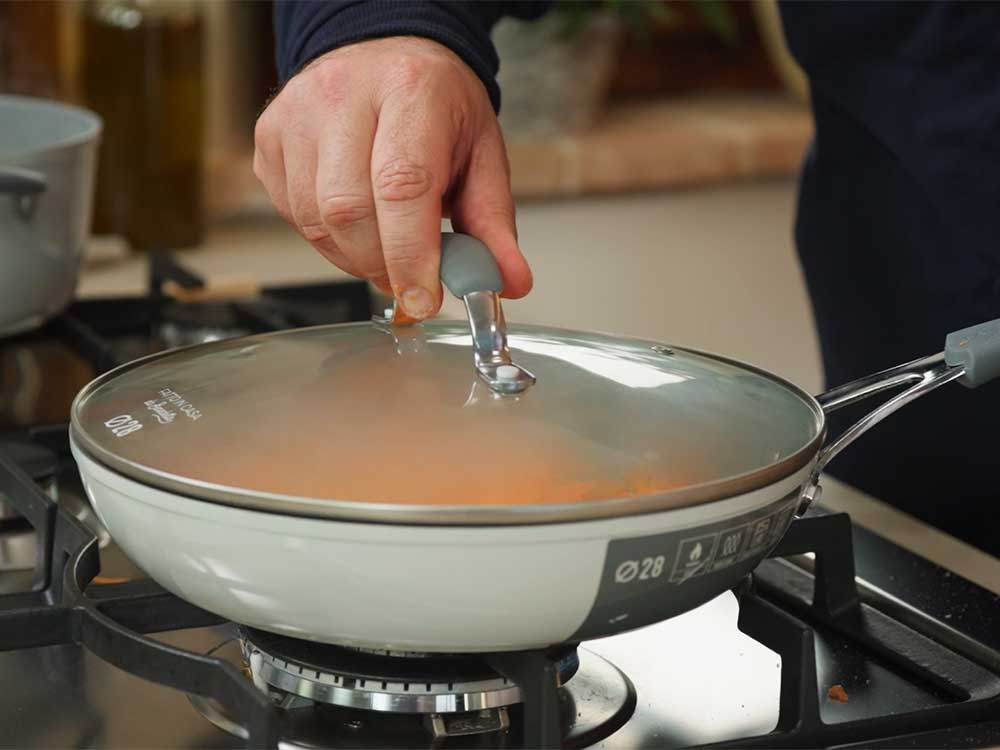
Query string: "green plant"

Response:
xmin=553 ymin=0 xmax=740 ymax=45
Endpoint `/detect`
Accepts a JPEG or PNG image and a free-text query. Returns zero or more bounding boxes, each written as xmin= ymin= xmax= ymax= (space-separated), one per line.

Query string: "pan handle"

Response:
xmin=373 ymin=232 xmax=536 ymax=395
xmin=800 ymin=318 xmax=1000 ymax=508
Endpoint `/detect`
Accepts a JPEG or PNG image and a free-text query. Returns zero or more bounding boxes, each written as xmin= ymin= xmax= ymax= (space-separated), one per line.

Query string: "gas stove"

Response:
xmin=1 ymin=259 xmax=999 ymax=748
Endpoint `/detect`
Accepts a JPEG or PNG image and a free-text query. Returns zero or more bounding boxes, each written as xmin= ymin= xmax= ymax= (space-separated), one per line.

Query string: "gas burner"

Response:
xmin=189 ymin=629 xmax=636 ymax=746
xmin=350 ymin=645 xmax=445 ymax=658
xmin=241 ymin=627 xmax=580 ymax=715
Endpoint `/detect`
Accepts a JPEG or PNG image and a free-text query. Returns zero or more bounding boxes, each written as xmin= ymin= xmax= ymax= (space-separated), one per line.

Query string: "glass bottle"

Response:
xmin=0 ymin=2 xmax=71 ymax=99
xmin=81 ymin=0 xmax=204 ymax=250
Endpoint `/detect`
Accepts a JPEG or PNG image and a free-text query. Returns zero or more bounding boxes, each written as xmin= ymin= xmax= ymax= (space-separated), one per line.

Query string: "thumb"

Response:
xmin=451 ymin=129 xmax=533 ymax=299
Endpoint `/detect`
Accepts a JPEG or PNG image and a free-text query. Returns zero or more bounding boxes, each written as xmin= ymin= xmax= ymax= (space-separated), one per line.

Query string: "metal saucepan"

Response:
xmin=0 ymin=95 xmax=101 ymax=336
xmin=69 ymin=233 xmax=1000 ymax=653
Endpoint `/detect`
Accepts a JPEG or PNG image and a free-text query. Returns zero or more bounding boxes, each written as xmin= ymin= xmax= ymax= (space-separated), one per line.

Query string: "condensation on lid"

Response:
xmin=70 ymin=320 xmax=824 ymax=524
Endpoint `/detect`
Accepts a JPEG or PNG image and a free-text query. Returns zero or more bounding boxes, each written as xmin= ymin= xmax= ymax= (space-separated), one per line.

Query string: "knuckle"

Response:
xmin=309 ymin=59 xmax=351 ymax=104
xmin=252 ymin=146 xmax=274 ymax=184
xmin=355 ymin=265 xmax=389 ymax=283
xmin=299 ymin=223 xmax=331 ymax=243
xmin=315 ymin=238 xmax=343 ymax=258
xmin=253 ymin=116 xmax=274 ymax=152
xmin=373 ymin=159 xmax=435 ymax=203
xmin=382 ymin=243 xmax=428 ymax=268
xmin=387 ymin=55 xmax=432 ymax=91
xmin=478 ymin=197 xmax=515 ymax=223
xmin=319 ymin=194 xmax=373 ymax=231
xmin=316 ymin=247 xmax=352 ymax=273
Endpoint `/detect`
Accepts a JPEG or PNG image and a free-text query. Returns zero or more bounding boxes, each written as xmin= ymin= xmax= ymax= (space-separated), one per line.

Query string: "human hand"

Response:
xmin=254 ymin=37 xmax=532 ymax=319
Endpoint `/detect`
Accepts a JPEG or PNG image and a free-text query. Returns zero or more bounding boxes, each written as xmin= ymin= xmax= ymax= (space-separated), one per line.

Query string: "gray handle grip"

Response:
xmin=440 ymin=233 xmax=503 ymax=298
xmin=945 ymin=319 xmax=1000 ymax=388
xmin=0 ymin=167 xmax=47 ymax=196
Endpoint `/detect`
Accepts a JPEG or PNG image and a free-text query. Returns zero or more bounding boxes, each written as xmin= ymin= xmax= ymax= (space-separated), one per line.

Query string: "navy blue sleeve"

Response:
xmin=273 ymin=1 xmax=550 ymax=112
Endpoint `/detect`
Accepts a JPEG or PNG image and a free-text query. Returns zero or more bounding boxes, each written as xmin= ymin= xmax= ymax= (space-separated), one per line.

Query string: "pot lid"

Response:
xmin=70 ymin=235 xmax=823 ymax=525
xmin=71 ymin=319 xmax=823 ymax=524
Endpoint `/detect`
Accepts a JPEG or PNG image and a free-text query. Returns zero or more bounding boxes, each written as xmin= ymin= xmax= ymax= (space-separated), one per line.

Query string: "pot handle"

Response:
xmin=0 ymin=166 xmax=47 ymax=195
xmin=372 ymin=232 xmax=536 ymax=395
xmin=800 ymin=317 xmax=1000 ymax=509
xmin=0 ymin=166 xmax=47 ymax=220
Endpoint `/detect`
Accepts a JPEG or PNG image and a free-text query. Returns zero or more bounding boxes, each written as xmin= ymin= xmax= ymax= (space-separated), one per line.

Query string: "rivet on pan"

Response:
xmin=651 ymin=345 xmax=674 ymax=355
xmin=345 ymin=719 xmax=364 ymax=730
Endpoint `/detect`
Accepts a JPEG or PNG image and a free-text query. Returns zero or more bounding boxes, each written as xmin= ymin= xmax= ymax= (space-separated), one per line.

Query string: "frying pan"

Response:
xmin=69 ymin=234 xmax=1000 ymax=652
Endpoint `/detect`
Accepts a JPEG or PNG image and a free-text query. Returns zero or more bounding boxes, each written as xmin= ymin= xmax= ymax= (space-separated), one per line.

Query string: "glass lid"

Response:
xmin=71 ymin=317 xmax=823 ymax=525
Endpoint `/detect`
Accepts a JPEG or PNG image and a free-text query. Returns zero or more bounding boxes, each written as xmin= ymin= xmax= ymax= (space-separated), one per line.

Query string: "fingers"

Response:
xmin=370 ymin=96 xmax=451 ymax=319
xmin=252 ymin=128 xmax=291 ymax=223
xmin=256 ymin=117 xmax=360 ymax=277
xmin=315 ymin=102 xmax=390 ymax=293
xmin=255 ymin=38 xmax=535 ymax=313
xmin=450 ymin=125 xmax=533 ymax=299
xmin=281 ymin=136 xmax=334 ymax=251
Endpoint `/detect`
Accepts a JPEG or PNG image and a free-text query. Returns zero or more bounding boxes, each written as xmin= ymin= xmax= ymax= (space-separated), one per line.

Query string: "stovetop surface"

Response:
xmin=1 ymin=264 xmax=999 ymax=748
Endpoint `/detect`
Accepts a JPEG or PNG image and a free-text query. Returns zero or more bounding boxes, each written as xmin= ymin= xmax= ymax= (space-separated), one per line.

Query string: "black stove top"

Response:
xmin=1 ymin=259 xmax=998 ymax=748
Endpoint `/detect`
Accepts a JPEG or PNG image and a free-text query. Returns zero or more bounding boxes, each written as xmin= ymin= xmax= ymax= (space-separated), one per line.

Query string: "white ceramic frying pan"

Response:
xmin=70 ymin=234 xmax=1000 ymax=652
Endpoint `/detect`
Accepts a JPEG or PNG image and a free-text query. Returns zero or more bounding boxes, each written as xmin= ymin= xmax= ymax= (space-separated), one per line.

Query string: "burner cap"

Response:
xmin=240 ymin=627 xmax=578 ymax=715
xmin=0 ymin=440 xmax=57 ymax=481
xmin=192 ymin=635 xmax=636 ymax=748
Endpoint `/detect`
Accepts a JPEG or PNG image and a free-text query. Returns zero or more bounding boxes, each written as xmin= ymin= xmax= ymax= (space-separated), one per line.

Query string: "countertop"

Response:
xmin=80 ymin=220 xmax=359 ymax=299
xmin=206 ymin=93 xmax=813 ymax=216
xmin=505 ymin=93 xmax=812 ymax=199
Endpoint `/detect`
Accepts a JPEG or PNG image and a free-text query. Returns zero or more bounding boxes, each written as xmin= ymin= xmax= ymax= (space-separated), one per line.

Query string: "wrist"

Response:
xmin=275 ymin=1 xmax=502 ymax=111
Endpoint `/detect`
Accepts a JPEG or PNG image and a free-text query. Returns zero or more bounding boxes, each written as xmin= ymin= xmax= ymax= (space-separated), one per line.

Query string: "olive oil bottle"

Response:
xmin=81 ymin=0 xmax=204 ymax=250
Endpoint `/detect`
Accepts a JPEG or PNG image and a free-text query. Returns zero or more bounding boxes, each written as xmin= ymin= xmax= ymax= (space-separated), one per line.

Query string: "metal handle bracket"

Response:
xmin=800 ymin=352 xmax=965 ymax=511
xmin=462 ymin=290 xmax=535 ymax=395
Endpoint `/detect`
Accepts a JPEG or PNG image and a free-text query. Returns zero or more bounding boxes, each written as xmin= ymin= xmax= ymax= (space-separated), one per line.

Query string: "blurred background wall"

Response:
xmin=0 ymin=0 xmax=821 ymax=388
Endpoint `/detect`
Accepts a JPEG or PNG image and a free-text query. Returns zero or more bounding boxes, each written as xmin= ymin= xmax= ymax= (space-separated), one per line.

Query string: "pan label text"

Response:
xmin=104 ymin=414 xmax=143 ymax=437
xmin=143 ymin=399 xmax=176 ymax=424
xmin=569 ymin=491 xmax=800 ymax=641
xmin=614 ymin=556 xmax=665 ymax=584
xmin=157 ymin=387 xmax=203 ymax=421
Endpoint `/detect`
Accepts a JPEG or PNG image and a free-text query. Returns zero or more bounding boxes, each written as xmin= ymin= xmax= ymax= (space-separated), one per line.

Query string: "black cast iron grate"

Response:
xmin=11 ymin=252 xmax=372 ymax=376
xmin=1 ymin=437 xmax=999 ymax=749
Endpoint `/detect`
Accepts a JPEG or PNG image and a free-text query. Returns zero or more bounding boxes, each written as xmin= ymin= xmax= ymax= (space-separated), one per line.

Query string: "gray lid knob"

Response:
xmin=440 ymin=233 xmax=503 ymax=298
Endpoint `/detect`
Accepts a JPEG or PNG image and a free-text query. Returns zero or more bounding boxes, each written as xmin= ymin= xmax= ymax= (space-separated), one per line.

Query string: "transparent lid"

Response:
xmin=71 ymin=320 xmax=823 ymax=525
